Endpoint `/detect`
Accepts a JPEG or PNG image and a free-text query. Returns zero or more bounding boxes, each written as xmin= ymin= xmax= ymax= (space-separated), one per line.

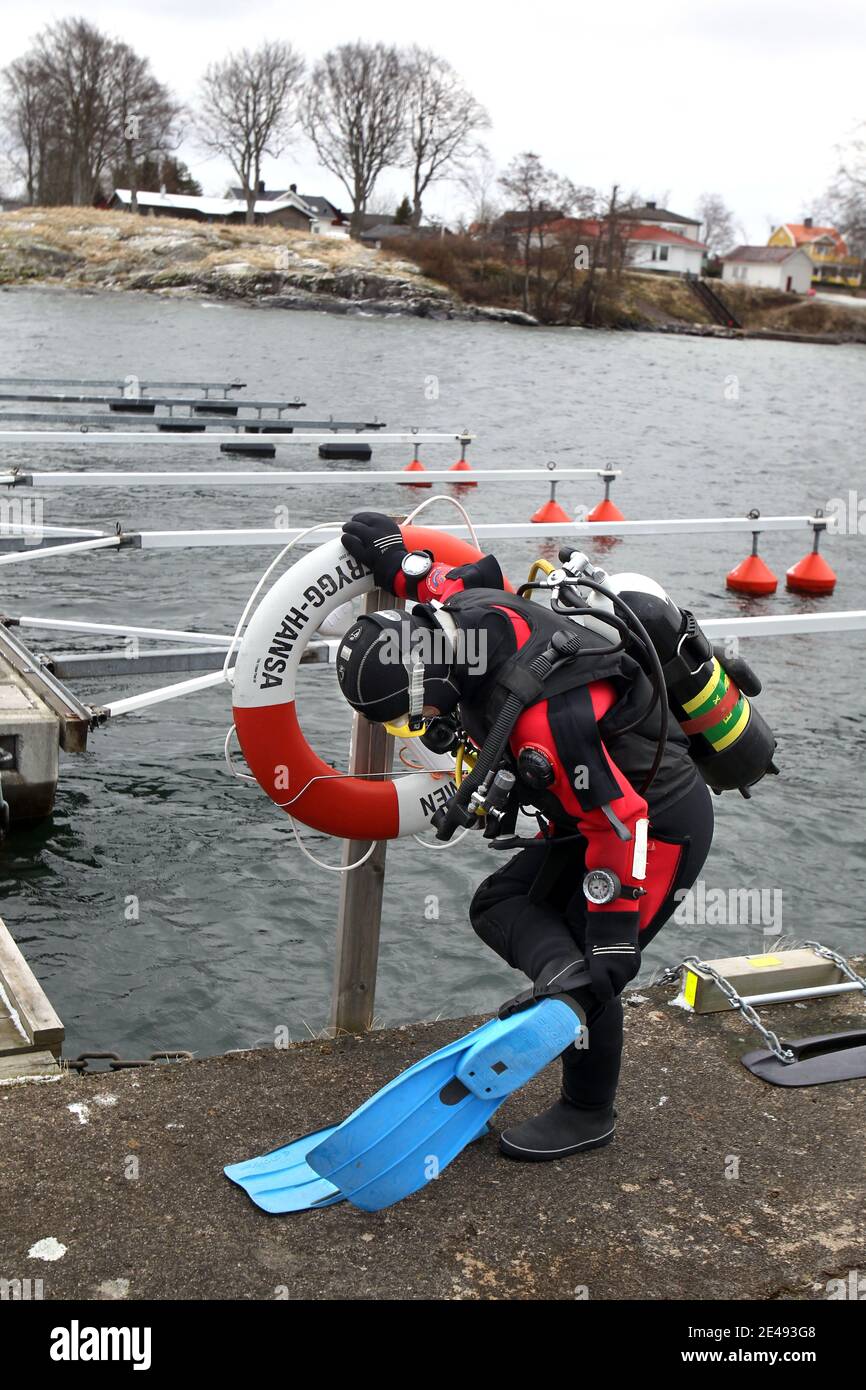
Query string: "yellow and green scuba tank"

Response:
xmin=606 ymin=577 xmax=778 ymax=797
xmin=530 ymin=556 xmax=778 ymax=799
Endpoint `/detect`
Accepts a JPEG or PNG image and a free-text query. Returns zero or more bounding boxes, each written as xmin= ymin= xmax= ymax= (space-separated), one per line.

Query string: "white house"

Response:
xmin=538 ymin=215 xmax=705 ymax=275
xmin=625 ymin=224 xmax=706 ymax=275
xmin=111 ymin=187 xmax=320 ymax=231
xmin=621 ymin=201 xmax=703 ymax=241
xmin=721 ymin=246 xmax=813 ymax=294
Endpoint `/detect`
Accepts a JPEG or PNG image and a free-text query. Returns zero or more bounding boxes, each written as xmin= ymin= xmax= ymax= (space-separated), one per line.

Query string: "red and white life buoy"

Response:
xmin=232 ymin=526 xmax=495 ymax=840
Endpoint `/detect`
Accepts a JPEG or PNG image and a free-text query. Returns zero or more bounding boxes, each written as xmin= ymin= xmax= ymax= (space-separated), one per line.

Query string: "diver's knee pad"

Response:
xmin=469 ymin=870 xmax=515 ymax=924
xmin=470 ymin=905 xmax=519 ymax=967
xmin=471 ymin=881 xmax=540 ymax=969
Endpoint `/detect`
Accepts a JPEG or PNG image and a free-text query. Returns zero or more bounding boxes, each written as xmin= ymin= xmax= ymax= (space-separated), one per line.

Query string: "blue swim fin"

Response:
xmin=308 ymin=997 xmax=581 ymax=1212
xmin=225 ymin=1119 xmax=493 ymax=1214
xmin=224 ymin=1125 xmax=344 ymax=1213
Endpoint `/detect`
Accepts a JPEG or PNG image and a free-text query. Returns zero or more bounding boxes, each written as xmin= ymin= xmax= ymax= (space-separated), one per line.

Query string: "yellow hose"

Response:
xmin=526 ymin=557 xmax=556 ymax=592
xmin=454 ymin=742 xmax=477 ymax=787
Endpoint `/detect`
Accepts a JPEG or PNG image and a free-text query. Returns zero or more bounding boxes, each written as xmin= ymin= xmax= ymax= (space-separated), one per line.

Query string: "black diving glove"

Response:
xmin=712 ymin=643 xmax=762 ymax=696
xmin=342 ymin=511 xmax=407 ymax=590
xmin=585 ymin=911 xmax=642 ymax=1003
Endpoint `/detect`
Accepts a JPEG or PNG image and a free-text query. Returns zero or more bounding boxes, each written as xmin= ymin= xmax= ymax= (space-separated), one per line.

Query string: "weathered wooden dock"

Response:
xmin=0 ymin=914 xmax=63 ymax=1082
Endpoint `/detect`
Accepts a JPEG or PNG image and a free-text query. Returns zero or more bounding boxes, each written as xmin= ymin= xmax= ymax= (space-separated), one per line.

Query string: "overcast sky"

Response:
xmin=5 ymin=0 xmax=865 ymax=239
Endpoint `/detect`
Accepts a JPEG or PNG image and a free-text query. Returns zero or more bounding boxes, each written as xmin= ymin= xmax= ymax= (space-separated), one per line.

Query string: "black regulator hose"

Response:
xmin=431 ymin=634 xmax=575 ymax=840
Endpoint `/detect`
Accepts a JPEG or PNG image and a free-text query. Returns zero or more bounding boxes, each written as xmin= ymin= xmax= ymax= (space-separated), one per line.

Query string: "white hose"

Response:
xmin=223 ymin=724 xmax=256 ymax=782
xmin=412 ymin=827 xmax=472 ymax=849
xmin=288 ymin=819 xmax=377 ymax=872
xmin=402 ymin=492 xmax=482 ymax=550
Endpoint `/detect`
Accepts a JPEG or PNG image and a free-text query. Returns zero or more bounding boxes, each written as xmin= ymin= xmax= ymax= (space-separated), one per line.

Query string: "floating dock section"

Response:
xmin=0 ymin=914 xmax=63 ymax=1081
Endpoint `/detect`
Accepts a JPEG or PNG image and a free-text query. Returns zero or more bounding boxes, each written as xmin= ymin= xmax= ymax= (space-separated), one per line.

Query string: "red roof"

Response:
xmin=542 ymin=217 xmax=603 ymax=238
xmin=624 ymin=224 xmax=706 ymax=249
xmin=542 ymin=217 xmax=705 ymax=250
xmin=780 ymin=224 xmax=848 ymax=253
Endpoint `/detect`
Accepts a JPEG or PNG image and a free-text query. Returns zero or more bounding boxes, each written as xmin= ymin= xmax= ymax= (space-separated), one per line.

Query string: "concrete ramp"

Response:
xmin=1 ymin=974 xmax=865 ymax=1299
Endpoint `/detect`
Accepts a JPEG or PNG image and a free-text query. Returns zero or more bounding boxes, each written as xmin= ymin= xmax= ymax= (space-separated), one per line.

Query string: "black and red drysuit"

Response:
xmin=343 ymin=521 xmax=715 ymax=1111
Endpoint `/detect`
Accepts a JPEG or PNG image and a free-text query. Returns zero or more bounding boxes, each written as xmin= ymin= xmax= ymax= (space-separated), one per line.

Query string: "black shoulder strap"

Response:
xmin=546 ymin=687 xmax=622 ymax=811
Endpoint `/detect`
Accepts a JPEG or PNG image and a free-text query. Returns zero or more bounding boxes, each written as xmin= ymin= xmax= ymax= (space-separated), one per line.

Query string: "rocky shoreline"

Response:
xmin=0 ymin=207 xmax=537 ymax=324
xmin=2 ymin=208 xmax=864 ymax=340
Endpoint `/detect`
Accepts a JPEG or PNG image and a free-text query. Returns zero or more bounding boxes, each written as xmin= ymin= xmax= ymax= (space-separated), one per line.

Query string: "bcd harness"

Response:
xmin=425 ymin=577 xmax=669 ymax=846
xmin=418 ymin=552 xmax=777 ymax=845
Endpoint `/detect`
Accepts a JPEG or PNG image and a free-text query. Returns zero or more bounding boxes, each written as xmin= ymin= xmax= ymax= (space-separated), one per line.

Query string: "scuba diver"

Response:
xmin=331 ymin=511 xmax=777 ymax=1164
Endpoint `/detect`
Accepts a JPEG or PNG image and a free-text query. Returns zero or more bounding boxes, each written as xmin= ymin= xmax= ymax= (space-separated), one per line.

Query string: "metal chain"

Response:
xmin=804 ymin=941 xmax=866 ymax=996
xmin=651 ymin=963 xmax=684 ymax=987
xmin=65 ymin=1051 xmax=193 ymax=1074
xmin=680 ymin=955 xmax=796 ymax=1064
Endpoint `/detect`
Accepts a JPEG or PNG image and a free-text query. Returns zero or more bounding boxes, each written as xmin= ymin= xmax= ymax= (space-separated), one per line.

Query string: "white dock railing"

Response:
xmin=0 ymin=450 xmax=861 ymax=1034
xmin=0 ymin=466 xmax=614 ymax=487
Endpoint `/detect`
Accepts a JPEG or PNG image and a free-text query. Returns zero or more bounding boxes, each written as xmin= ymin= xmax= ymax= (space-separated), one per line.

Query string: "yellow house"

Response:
xmin=768 ymin=219 xmax=862 ymax=288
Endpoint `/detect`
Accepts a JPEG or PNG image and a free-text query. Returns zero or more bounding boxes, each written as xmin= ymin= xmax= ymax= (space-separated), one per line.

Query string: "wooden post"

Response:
xmin=330 ymin=588 xmax=403 ymax=1035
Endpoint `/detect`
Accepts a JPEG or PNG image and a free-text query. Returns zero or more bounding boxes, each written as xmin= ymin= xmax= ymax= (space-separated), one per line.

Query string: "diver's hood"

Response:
xmin=335 ymin=608 xmax=461 ymax=723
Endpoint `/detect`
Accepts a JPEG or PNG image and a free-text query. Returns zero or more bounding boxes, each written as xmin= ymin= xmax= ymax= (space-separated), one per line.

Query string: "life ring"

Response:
xmin=232 ymin=526 xmax=502 ymax=840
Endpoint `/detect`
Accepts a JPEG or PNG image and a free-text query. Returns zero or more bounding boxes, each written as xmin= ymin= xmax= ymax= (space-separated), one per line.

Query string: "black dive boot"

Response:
xmin=499 ymin=987 xmax=622 ymax=1159
xmin=499 ymin=1097 xmax=616 ymax=1161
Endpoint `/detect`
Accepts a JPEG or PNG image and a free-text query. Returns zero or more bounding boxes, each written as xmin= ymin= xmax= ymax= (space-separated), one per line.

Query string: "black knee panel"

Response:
xmin=469 ymin=876 xmax=503 ymax=935
xmin=469 ymin=881 xmax=521 ymax=967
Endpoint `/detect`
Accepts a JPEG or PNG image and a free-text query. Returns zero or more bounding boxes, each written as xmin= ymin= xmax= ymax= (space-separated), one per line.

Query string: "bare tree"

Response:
xmin=696 ymin=191 xmax=736 ymax=257
xmin=303 ymin=42 xmax=409 ymax=238
xmin=199 ymin=42 xmax=304 ymax=224
xmin=29 ymin=18 xmax=126 ymax=204
xmin=457 ymin=148 xmax=501 ymax=231
xmin=2 ymin=55 xmax=49 ymax=203
xmin=3 ymin=22 xmax=181 ymax=207
xmin=599 ymin=184 xmax=637 ymax=277
xmin=365 ymin=186 xmax=402 ymax=219
xmin=402 ymin=48 xmax=488 ymax=227
xmin=825 ymin=124 xmax=866 ymax=261
xmin=113 ymin=47 xmax=182 ymax=212
xmin=499 ymin=152 xmax=578 ymax=313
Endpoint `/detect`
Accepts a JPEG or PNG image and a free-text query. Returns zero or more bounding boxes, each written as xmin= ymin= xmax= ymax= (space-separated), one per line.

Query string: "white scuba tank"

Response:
xmin=531 ymin=552 xmax=673 ymax=643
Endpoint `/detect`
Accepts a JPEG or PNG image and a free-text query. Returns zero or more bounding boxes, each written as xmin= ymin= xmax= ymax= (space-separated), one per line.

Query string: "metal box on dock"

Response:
xmin=682 ymin=950 xmax=843 ymax=1013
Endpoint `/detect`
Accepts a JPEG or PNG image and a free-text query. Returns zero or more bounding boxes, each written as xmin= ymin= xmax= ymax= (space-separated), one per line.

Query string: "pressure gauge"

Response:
xmin=582 ymin=868 xmax=622 ymax=906
xmin=401 ymin=550 xmax=434 ymax=580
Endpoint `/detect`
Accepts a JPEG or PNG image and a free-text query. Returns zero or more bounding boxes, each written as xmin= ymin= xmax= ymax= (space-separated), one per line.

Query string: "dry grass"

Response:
xmin=2 ymin=208 xmax=863 ymax=339
xmin=619 ymin=270 xmax=713 ymax=326
xmin=0 ymin=206 xmax=441 ymax=287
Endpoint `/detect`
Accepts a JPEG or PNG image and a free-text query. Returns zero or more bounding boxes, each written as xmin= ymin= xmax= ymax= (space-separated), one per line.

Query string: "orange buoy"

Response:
xmin=400 ymin=457 xmax=432 ymax=488
xmin=532 ymin=497 xmax=571 ymax=523
xmin=726 ymin=555 xmax=778 ymax=595
xmin=727 ymin=526 xmax=778 ymax=596
xmin=587 ymin=496 xmax=625 ymax=523
xmin=587 ymin=470 xmax=624 ymax=524
xmin=532 ymin=479 xmax=570 ymax=523
xmin=786 ymin=550 xmax=836 ymax=595
xmin=448 ymin=442 xmax=476 ymax=486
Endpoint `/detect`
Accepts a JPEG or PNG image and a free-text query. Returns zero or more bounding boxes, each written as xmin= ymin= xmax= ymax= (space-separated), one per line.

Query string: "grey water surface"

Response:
xmin=0 ymin=285 xmax=863 ymax=1057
